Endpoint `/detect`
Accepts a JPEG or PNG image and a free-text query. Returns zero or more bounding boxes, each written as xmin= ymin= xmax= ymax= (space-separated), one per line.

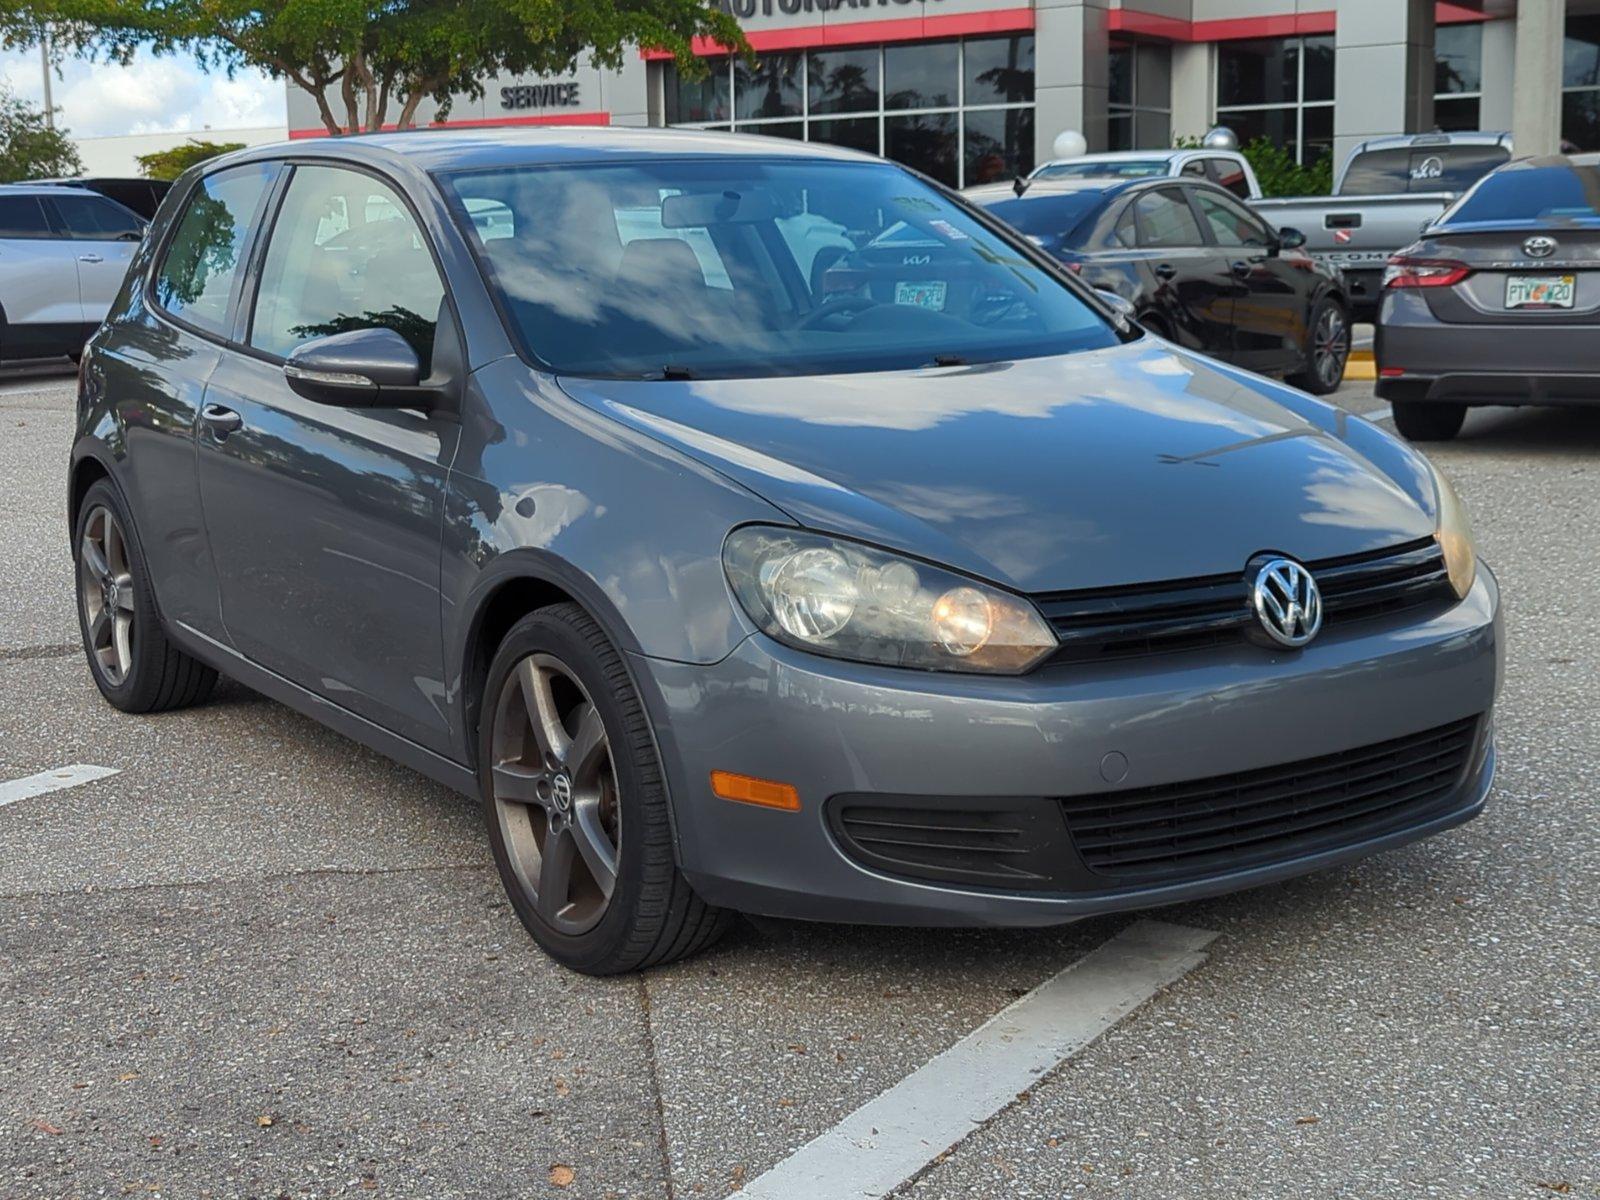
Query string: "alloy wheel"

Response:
xmin=489 ymin=653 xmax=621 ymax=935
xmin=1313 ymin=305 xmax=1349 ymax=390
xmin=78 ymin=505 xmax=136 ymax=686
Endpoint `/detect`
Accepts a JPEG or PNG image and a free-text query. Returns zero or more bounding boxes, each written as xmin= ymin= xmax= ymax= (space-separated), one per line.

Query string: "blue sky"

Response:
xmin=0 ymin=46 xmax=285 ymax=139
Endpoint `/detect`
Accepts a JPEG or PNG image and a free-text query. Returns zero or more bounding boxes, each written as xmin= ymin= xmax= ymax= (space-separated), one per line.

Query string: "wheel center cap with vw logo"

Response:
xmin=550 ymin=772 xmax=574 ymax=812
xmin=1523 ymin=235 xmax=1557 ymax=259
xmin=1250 ymin=557 xmax=1323 ymax=648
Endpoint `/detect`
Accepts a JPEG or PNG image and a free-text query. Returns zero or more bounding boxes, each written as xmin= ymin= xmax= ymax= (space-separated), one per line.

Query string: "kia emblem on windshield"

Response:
xmin=1523 ymin=235 xmax=1557 ymax=259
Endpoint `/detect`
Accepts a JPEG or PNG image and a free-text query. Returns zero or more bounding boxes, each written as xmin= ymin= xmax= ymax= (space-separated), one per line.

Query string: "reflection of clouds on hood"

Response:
xmin=684 ymin=344 xmax=1300 ymax=441
xmin=1298 ymin=445 xmax=1418 ymax=536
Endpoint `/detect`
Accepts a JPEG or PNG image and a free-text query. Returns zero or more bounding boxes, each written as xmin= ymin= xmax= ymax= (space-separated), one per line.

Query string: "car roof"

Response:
xmin=1353 ymin=131 xmax=1512 ymax=152
xmin=0 ymin=182 xmax=103 ymax=197
xmin=224 ymin=125 xmax=883 ymax=174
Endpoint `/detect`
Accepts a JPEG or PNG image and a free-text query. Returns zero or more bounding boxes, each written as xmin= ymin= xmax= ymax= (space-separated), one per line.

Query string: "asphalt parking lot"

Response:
xmin=2 ymin=363 xmax=1596 ymax=1199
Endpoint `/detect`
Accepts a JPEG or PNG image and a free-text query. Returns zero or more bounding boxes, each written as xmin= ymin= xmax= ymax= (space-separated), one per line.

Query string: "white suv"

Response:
xmin=0 ymin=184 xmax=145 ymax=363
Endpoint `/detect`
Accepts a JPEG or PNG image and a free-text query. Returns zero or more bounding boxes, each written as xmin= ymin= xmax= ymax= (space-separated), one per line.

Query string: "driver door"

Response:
xmin=194 ymin=163 xmax=460 ymax=754
xmin=1189 ymin=188 xmax=1305 ymax=374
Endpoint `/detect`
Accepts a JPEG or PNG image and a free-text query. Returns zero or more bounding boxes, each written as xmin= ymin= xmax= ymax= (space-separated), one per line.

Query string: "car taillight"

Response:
xmin=1382 ymin=256 xmax=1470 ymax=289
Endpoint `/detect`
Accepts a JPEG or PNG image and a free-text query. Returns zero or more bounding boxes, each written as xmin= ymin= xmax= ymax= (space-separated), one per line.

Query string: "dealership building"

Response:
xmin=287 ymin=1 xmax=1591 ymax=189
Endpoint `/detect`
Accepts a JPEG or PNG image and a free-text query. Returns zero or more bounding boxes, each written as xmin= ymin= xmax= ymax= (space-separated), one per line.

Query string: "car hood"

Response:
xmin=556 ymin=341 xmax=1438 ymax=595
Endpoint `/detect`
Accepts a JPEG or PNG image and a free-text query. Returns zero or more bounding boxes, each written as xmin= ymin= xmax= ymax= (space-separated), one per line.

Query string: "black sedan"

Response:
xmin=970 ymin=177 xmax=1351 ymax=394
xmin=1376 ymin=154 xmax=1600 ymax=441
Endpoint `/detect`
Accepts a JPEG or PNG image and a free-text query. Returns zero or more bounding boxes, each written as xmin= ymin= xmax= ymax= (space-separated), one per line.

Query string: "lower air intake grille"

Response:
xmin=1061 ymin=716 xmax=1480 ymax=882
xmin=828 ymin=796 xmax=1074 ymax=891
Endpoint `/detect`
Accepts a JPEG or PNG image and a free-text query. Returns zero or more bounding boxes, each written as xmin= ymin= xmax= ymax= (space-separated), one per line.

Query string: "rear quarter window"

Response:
xmin=0 ymin=195 xmax=54 ymax=239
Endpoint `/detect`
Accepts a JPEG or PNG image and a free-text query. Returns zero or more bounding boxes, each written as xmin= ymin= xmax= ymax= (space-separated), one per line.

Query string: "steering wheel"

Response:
xmin=798 ymin=293 xmax=878 ymax=330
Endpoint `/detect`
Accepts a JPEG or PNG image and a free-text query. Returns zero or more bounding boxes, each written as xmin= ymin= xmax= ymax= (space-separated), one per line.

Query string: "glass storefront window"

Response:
xmin=964 ymin=107 xmax=1034 ymax=186
xmin=1218 ymin=38 xmax=1300 ymax=108
xmin=1215 ymin=35 xmax=1332 ymax=166
xmin=664 ymin=36 xmax=1034 ymax=188
xmin=885 ymin=41 xmax=959 ymax=110
xmin=808 ymin=47 xmax=879 ymax=115
xmin=964 ymin=36 xmax=1034 ymax=106
xmin=1106 ymin=44 xmax=1171 ymax=151
xmin=1434 ymin=23 xmax=1482 ymax=133
xmin=1564 ymin=15 xmax=1600 ymax=149
xmin=736 ymin=52 xmax=802 ymax=121
xmin=885 ymin=111 xmax=958 ymax=186
xmin=809 ymin=116 xmax=879 ymax=157
xmin=666 ymin=57 xmax=729 ymax=124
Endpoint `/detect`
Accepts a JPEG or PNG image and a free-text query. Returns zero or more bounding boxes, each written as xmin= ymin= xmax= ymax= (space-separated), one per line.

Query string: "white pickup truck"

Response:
xmin=1250 ymin=132 xmax=1514 ymax=318
xmin=1026 ymin=147 xmax=1263 ymax=201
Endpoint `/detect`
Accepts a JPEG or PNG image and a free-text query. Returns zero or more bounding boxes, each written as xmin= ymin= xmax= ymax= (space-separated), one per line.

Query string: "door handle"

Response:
xmin=200 ymin=403 xmax=243 ymax=437
xmin=78 ymin=254 xmax=104 ymax=264
xmin=1155 ymin=263 xmax=1178 ymax=280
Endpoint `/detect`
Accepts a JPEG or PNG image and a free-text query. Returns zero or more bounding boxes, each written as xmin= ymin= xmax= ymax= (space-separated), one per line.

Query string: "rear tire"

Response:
xmin=479 ymin=603 xmax=731 ymax=975
xmin=73 ymin=478 xmax=218 ymax=713
xmin=1392 ymin=400 xmax=1466 ymax=442
xmin=1288 ymin=296 xmax=1351 ymax=395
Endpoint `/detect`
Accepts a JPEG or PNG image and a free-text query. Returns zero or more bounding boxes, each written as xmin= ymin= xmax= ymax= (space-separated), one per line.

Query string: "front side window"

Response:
xmin=1192 ymin=190 xmax=1271 ymax=248
xmin=250 ymin=165 xmax=445 ymax=371
xmin=446 ymin=158 xmax=1118 ymax=380
xmin=1135 ymin=189 xmax=1203 ymax=248
xmin=152 ymin=162 xmax=276 ymax=336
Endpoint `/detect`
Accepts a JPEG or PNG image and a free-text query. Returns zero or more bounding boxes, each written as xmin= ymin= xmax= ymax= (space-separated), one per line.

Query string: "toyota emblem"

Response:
xmin=1523 ymin=235 xmax=1557 ymax=259
xmin=1250 ymin=558 xmax=1323 ymax=648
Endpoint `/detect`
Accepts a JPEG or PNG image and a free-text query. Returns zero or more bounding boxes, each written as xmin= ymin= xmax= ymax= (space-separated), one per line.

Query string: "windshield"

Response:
xmin=1339 ymin=145 xmax=1510 ymax=196
xmin=1439 ymin=162 xmax=1600 ymax=227
xmin=1033 ymin=159 xmax=1167 ymax=181
xmin=442 ymin=159 xmax=1116 ymax=379
xmin=979 ymin=192 xmax=1106 ymax=251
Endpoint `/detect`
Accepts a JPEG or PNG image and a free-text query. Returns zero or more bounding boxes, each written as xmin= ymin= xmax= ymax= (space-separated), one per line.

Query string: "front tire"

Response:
xmin=479 ymin=603 xmax=730 ymax=975
xmin=74 ymin=478 xmax=217 ymax=712
xmin=1392 ymin=400 xmax=1467 ymax=441
xmin=1289 ymin=296 xmax=1351 ymax=395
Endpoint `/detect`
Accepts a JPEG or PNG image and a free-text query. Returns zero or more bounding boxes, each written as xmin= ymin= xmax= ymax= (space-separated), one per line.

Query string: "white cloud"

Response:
xmin=0 ymin=46 xmax=285 ymax=138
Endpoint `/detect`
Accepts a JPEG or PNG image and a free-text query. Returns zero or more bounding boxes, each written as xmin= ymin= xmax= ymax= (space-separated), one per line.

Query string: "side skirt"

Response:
xmin=168 ymin=621 xmax=480 ymax=798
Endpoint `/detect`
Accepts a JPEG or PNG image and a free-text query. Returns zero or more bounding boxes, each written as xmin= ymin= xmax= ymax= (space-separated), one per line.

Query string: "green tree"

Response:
xmin=0 ymin=0 xmax=747 ymax=136
xmin=136 ymin=138 xmax=246 ymax=180
xmin=0 ymin=84 xmax=82 ymax=181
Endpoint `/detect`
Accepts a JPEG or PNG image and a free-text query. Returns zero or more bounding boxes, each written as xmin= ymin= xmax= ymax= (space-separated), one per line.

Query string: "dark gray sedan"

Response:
xmin=1377 ymin=154 xmax=1600 ymax=440
xmin=70 ymin=129 xmax=1500 ymax=974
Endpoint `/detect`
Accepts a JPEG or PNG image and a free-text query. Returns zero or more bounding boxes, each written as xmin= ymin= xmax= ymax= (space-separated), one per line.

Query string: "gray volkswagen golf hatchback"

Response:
xmin=69 ymin=129 xmax=1501 ymax=974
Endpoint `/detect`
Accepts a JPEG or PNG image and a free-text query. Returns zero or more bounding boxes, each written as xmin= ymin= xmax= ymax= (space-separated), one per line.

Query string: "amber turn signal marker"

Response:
xmin=710 ymin=770 xmax=801 ymax=812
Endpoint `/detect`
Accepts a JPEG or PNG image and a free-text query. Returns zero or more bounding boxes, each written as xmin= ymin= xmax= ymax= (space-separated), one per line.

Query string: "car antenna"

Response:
xmin=1012 ymin=176 xmax=1029 ymax=197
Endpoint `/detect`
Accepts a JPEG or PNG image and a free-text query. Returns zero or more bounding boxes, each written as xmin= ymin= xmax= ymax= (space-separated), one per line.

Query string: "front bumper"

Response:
xmin=630 ymin=566 xmax=1502 ymax=926
xmin=1377 ymin=290 xmax=1600 ymax=406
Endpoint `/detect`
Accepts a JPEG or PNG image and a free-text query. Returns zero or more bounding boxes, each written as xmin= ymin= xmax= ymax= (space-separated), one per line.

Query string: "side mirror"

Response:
xmin=1276 ymin=227 xmax=1308 ymax=251
xmin=283 ymin=327 xmax=426 ymax=408
xmin=1095 ymin=287 xmax=1138 ymax=320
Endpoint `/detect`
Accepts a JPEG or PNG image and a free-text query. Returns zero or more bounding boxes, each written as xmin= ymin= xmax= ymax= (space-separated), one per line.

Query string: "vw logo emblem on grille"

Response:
xmin=1250 ymin=558 xmax=1323 ymax=648
xmin=1523 ymin=235 xmax=1557 ymax=259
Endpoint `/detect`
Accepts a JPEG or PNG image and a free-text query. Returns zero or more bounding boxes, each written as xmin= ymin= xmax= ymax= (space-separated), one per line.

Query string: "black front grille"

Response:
xmin=828 ymin=796 xmax=1075 ymax=891
xmin=1061 ymin=716 xmax=1481 ymax=882
xmin=1034 ymin=538 xmax=1454 ymax=664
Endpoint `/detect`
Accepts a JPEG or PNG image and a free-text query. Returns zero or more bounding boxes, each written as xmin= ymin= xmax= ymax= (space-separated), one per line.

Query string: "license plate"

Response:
xmin=1505 ymin=275 xmax=1576 ymax=309
xmin=895 ymin=280 xmax=947 ymax=311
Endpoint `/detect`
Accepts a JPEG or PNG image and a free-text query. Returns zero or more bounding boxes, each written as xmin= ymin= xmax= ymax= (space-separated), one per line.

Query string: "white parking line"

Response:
xmin=740 ymin=919 xmax=1218 ymax=1200
xmin=0 ymin=765 xmax=120 ymax=810
xmin=1362 ymin=404 xmax=1394 ymax=423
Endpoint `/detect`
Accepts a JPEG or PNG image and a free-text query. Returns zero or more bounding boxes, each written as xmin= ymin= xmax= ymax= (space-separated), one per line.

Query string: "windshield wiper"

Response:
xmin=929 ymin=353 xmax=969 ymax=367
xmin=643 ymin=364 xmax=697 ymax=381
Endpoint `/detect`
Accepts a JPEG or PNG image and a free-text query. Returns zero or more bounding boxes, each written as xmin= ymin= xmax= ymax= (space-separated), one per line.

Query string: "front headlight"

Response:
xmin=723 ymin=527 xmax=1058 ymax=674
xmin=1431 ymin=463 xmax=1477 ymax=600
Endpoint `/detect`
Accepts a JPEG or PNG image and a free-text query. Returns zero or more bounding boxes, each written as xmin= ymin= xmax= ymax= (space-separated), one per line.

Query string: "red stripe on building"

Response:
xmin=287 ymin=110 xmax=612 ymax=139
xmin=641 ymin=6 xmax=1033 ymax=59
xmin=1112 ymin=2 xmax=1485 ymax=42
